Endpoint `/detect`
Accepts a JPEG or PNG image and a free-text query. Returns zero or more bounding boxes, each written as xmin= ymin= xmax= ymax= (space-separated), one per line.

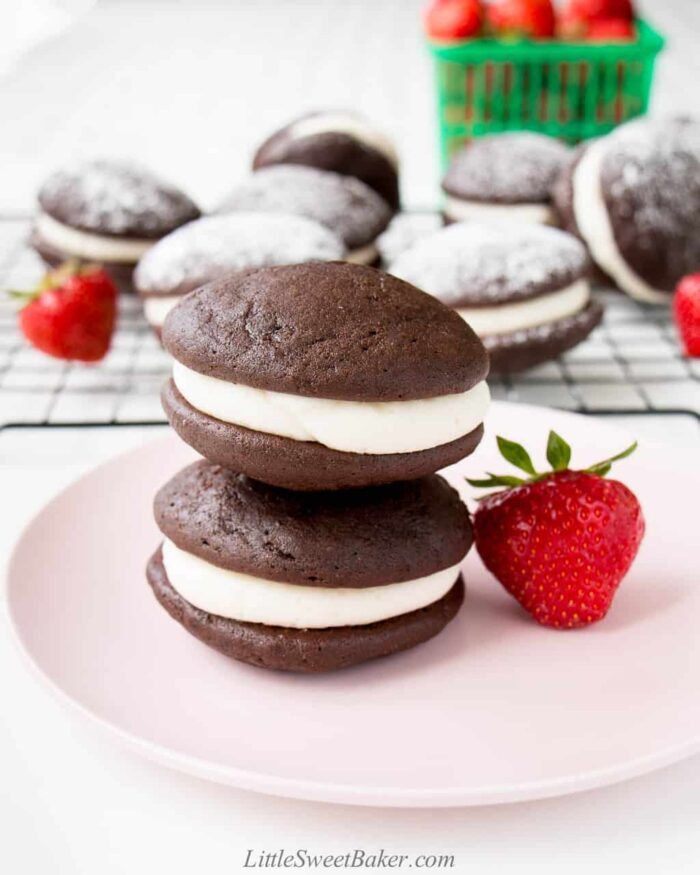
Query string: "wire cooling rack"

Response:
xmin=0 ymin=217 xmax=698 ymax=428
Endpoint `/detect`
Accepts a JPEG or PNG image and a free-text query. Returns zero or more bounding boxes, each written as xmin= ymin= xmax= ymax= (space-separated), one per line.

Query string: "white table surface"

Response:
xmin=2 ymin=0 xmax=700 ymax=871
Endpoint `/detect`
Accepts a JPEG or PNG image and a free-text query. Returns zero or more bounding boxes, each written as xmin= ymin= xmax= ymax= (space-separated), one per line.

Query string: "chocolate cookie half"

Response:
xmin=442 ymin=132 xmax=570 ymax=226
xmin=161 ymin=262 xmax=490 ymax=489
xmin=134 ymin=213 xmax=344 ymax=336
xmin=147 ymin=461 xmax=471 ymax=672
xmin=390 ymin=222 xmax=601 ymax=374
xmin=253 ymin=110 xmax=400 ymax=211
xmin=563 ymin=116 xmax=700 ymax=303
xmin=217 ymin=166 xmax=391 ymax=266
xmin=31 ymin=160 xmax=200 ymax=293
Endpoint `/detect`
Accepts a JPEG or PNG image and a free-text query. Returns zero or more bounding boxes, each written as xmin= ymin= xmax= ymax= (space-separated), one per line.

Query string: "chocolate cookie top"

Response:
xmin=217 ymin=166 xmax=392 ymax=249
xmin=253 ymin=111 xmax=400 ymax=209
xmin=134 ymin=213 xmax=344 ymax=297
xmin=155 ymin=461 xmax=472 ymax=587
xmin=162 ymin=261 xmax=488 ymax=400
xmin=38 ymin=160 xmax=200 ymax=238
xmin=599 ymin=117 xmax=700 ymax=291
xmin=390 ymin=223 xmax=590 ymax=308
xmin=442 ymin=133 xmax=570 ymax=204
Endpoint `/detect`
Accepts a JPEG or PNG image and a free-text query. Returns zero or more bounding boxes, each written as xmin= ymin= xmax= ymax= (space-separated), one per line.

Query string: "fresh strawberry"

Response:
xmin=560 ymin=0 xmax=634 ymax=22
xmin=12 ymin=262 xmax=117 ymax=362
xmin=558 ymin=0 xmax=635 ymax=39
xmin=424 ymin=0 xmax=484 ymax=40
xmin=587 ymin=17 xmax=636 ymax=39
xmin=673 ymin=272 xmax=700 ymax=357
xmin=468 ymin=432 xmax=644 ymax=629
xmin=487 ymin=0 xmax=556 ymax=39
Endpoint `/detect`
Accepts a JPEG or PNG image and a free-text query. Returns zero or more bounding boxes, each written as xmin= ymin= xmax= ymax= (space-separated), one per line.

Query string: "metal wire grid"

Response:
xmin=0 ymin=217 xmax=698 ymax=429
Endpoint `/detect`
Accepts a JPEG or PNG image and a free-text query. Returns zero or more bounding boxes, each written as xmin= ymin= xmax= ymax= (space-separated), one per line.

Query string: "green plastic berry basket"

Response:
xmin=428 ymin=19 xmax=665 ymax=167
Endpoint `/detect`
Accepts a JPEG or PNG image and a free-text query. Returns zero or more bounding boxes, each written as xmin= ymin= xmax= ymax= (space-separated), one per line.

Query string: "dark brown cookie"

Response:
xmin=551 ymin=143 xmax=587 ymax=238
xmin=485 ymin=299 xmax=604 ymax=375
xmin=550 ymin=143 xmax=613 ymax=287
xmin=155 ymin=458 xmax=473 ymax=586
xmin=147 ymin=547 xmax=465 ymax=673
xmin=442 ymin=132 xmax=570 ymax=204
xmin=599 ymin=117 xmax=700 ymax=294
xmin=217 ymin=166 xmax=391 ymax=251
xmin=253 ymin=112 xmax=400 ymax=210
xmin=162 ymin=262 xmax=489 ymax=400
xmin=389 ymin=222 xmax=591 ymax=308
xmin=37 ymin=160 xmax=200 ymax=238
xmin=162 ymin=380 xmax=485 ymax=491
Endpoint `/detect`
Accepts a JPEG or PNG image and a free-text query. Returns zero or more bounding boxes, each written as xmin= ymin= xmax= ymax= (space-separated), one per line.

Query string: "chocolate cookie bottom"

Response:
xmin=484 ymin=299 xmax=604 ymax=375
xmin=30 ymin=229 xmax=137 ymax=294
xmin=162 ymin=380 xmax=485 ymax=491
xmin=147 ymin=547 xmax=464 ymax=673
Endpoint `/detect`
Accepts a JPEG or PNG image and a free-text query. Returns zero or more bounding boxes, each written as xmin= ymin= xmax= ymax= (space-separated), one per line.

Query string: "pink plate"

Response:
xmin=5 ymin=402 xmax=700 ymax=807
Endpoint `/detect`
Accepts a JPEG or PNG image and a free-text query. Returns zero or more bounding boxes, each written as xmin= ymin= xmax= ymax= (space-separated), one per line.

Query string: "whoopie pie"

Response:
xmin=147 ymin=461 xmax=471 ymax=672
xmin=161 ymin=261 xmax=490 ymax=490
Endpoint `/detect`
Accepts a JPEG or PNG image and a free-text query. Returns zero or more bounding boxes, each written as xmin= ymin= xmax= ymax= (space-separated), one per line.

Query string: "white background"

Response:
xmin=2 ymin=1 xmax=700 ymax=872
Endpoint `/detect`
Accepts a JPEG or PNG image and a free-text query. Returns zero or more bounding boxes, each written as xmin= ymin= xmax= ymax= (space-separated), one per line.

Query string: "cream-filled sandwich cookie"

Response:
xmin=555 ymin=117 xmax=700 ymax=304
xmin=161 ymin=261 xmax=490 ymax=490
xmin=147 ymin=461 xmax=471 ymax=672
xmin=442 ymin=132 xmax=570 ymax=226
xmin=31 ymin=160 xmax=200 ymax=293
xmin=253 ymin=110 xmax=400 ymax=210
xmin=134 ymin=213 xmax=344 ymax=336
xmin=390 ymin=222 xmax=602 ymax=374
xmin=217 ymin=166 xmax=391 ymax=266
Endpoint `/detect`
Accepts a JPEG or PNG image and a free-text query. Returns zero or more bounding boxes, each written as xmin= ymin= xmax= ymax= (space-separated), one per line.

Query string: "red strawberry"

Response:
xmin=487 ymin=0 xmax=556 ymax=39
xmin=673 ymin=272 xmax=700 ymax=357
xmin=558 ymin=0 xmax=634 ymax=39
xmin=561 ymin=0 xmax=634 ymax=21
xmin=587 ymin=17 xmax=635 ymax=40
xmin=468 ymin=432 xmax=644 ymax=629
xmin=13 ymin=262 xmax=117 ymax=362
xmin=424 ymin=0 xmax=483 ymax=40
xmin=557 ymin=0 xmax=635 ymax=41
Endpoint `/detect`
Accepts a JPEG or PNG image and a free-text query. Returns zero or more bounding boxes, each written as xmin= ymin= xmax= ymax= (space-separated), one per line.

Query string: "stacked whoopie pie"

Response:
xmin=31 ymin=160 xmax=200 ymax=293
xmin=148 ymin=261 xmax=490 ymax=672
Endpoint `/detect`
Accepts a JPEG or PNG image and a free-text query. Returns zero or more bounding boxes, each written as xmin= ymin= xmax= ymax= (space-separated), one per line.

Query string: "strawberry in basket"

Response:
xmin=423 ymin=0 xmax=484 ymax=40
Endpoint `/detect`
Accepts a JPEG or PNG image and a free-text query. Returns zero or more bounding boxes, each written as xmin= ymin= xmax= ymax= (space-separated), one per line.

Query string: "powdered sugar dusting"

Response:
xmin=135 ymin=213 xmax=345 ymax=295
xmin=38 ymin=160 xmax=200 ymax=237
xmin=602 ymin=117 xmax=700 ymax=278
xmin=377 ymin=212 xmax=442 ymax=264
xmin=443 ymin=133 xmax=570 ymax=203
xmin=217 ymin=166 xmax=392 ymax=248
xmin=389 ymin=222 xmax=590 ymax=306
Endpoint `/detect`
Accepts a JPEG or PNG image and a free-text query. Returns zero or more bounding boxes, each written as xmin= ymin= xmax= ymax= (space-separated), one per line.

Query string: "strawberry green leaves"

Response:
xmin=468 ymin=430 xmax=638 ymax=494
xmin=585 ymin=441 xmax=638 ymax=478
xmin=546 ymin=430 xmax=571 ymax=472
xmin=496 ymin=436 xmax=538 ymax=477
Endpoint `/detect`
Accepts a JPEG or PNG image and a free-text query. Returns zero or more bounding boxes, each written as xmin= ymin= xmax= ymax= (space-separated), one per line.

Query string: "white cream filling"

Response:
xmin=35 ymin=211 xmax=155 ymax=263
xmin=162 ymin=539 xmax=461 ymax=629
xmin=344 ymin=242 xmax=378 ymax=265
xmin=443 ymin=196 xmax=556 ymax=225
xmin=172 ymin=361 xmax=489 ymax=455
xmin=458 ymin=279 xmax=590 ymax=336
xmin=289 ymin=113 xmax=399 ymax=168
xmin=573 ymin=141 xmax=669 ymax=304
xmin=143 ymin=295 xmax=180 ymax=328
